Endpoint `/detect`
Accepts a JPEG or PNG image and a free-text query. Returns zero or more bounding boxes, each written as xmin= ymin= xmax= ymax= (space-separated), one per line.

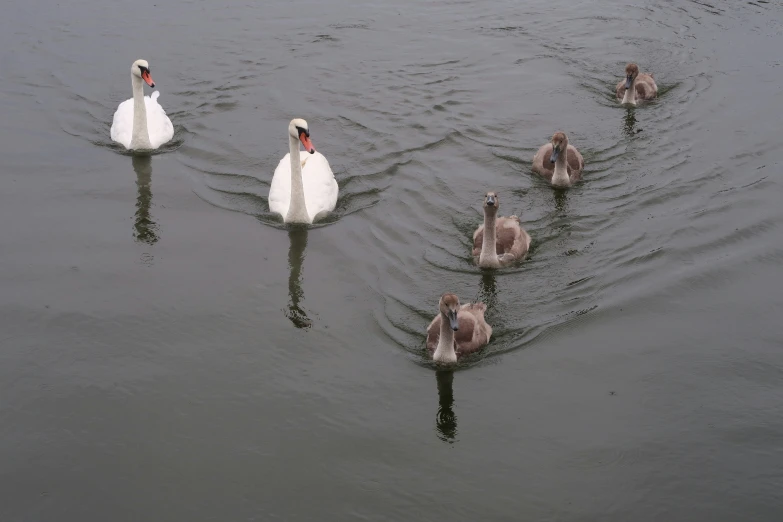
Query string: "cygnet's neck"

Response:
xmin=286 ymin=134 xmax=310 ymax=223
xmin=622 ymin=77 xmax=637 ymax=105
xmin=479 ymin=208 xmax=500 ymax=268
xmin=433 ymin=312 xmax=457 ymax=363
xmin=130 ymin=74 xmax=152 ymax=150
xmin=551 ymin=143 xmax=571 ymax=187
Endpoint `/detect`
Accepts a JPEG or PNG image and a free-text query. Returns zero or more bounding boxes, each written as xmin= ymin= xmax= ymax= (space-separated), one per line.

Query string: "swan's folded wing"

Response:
xmin=144 ymin=92 xmax=175 ymax=149
xmin=110 ymin=98 xmax=135 ymax=149
xmin=455 ymin=311 xmax=491 ymax=355
xmin=616 ymin=80 xmax=627 ymax=100
xmin=269 ymin=153 xmax=293 ymax=218
xmin=461 ymin=302 xmax=486 ymax=314
xmin=636 ymin=75 xmax=657 ymax=99
xmin=567 ymin=145 xmax=583 ymax=177
xmin=463 ymin=303 xmax=492 ymax=345
xmin=473 ymin=225 xmax=484 ymax=253
xmin=302 ymin=152 xmax=338 ymax=219
xmin=454 ymin=312 xmax=478 ymax=347
xmin=495 ymin=218 xmax=519 ymax=254
xmin=426 ymin=315 xmax=442 ymax=352
xmin=532 ymin=143 xmax=554 ymax=177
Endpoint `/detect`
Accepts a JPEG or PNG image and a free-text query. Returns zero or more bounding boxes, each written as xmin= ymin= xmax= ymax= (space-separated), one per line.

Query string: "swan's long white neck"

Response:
xmin=433 ymin=312 xmax=457 ymax=363
xmin=130 ymin=74 xmax=152 ymax=150
xmin=552 ymin=143 xmax=571 ymax=187
xmin=622 ymin=77 xmax=637 ymax=105
xmin=479 ymin=209 xmax=500 ymax=268
xmin=286 ymin=134 xmax=310 ymax=223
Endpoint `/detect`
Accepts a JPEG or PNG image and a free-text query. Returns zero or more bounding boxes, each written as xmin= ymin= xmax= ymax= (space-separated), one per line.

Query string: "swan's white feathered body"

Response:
xmin=269 ymin=151 xmax=338 ymax=223
xmin=268 ymin=118 xmax=338 ymax=225
xmin=110 ymin=59 xmax=173 ymax=151
xmin=111 ymin=91 xmax=174 ymax=150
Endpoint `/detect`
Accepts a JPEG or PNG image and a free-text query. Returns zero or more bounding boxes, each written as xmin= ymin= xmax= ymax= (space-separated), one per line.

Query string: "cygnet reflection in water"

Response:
xmin=478 ymin=271 xmax=499 ymax=316
xmin=623 ymin=107 xmax=638 ymax=136
xmin=435 ymin=370 xmax=458 ymax=444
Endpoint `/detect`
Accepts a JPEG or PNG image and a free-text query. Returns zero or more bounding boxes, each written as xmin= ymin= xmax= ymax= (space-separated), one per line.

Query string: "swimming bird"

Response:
xmin=426 ymin=293 xmax=492 ymax=364
xmin=110 ymin=59 xmax=174 ymax=150
xmin=472 ymin=191 xmax=530 ymax=268
xmin=269 ymin=118 xmax=339 ymax=224
xmin=532 ymin=131 xmax=585 ymax=188
xmin=616 ymin=63 xmax=657 ymax=106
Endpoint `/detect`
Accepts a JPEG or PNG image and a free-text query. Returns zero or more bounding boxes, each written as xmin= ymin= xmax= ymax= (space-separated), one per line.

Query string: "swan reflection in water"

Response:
xmin=285 ymin=227 xmax=312 ymax=329
xmin=478 ymin=271 xmax=498 ymax=316
xmin=435 ymin=370 xmax=458 ymax=443
xmin=131 ymin=154 xmax=159 ymax=245
xmin=623 ymin=106 xmax=637 ymax=137
xmin=553 ymin=186 xmax=569 ymax=213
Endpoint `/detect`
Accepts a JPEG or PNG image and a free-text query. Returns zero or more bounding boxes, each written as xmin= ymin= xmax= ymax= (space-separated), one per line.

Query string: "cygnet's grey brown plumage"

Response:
xmin=426 ymin=293 xmax=492 ymax=363
xmin=616 ymin=63 xmax=657 ymax=105
xmin=472 ymin=191 xmax=530 ymax=268
xmin=532 ymin=131 xmax=585 ymax=188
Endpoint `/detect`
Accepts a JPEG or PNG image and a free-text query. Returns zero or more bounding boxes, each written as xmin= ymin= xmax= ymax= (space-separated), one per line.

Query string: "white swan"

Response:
xmin=110 ymin=59 xmax=174 ymax=150
xmin=269 ymin=118 xmax=338 ymax=224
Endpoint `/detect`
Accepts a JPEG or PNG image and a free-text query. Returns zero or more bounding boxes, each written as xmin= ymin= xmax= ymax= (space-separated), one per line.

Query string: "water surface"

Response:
xmin=1 ymin=0 xmax=783 ymax=520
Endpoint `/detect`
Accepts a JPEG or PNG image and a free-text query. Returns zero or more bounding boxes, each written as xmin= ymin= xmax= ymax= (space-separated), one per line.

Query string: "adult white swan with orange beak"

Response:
xmin=269 ymin=118 xmax=338 ymax=224
xmin=110 ymin=59 xmax=174 ymax=151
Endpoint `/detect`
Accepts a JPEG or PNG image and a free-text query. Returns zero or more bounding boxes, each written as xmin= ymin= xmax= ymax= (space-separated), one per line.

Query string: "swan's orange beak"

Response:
xmin=299 ymin=132 xmax=315 ymax=154
xmin=141 ymin=69 xmax=155 ymax=88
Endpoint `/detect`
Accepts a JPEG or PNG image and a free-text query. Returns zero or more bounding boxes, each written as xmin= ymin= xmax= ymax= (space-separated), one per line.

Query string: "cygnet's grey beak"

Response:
xmin=625 ymin=76 xmax=633 ymax=89
xmin=448 ymin=310 xmax=459 ymax=331
xmin=549 ymin=147 xmax=560 ymax=164
xmin=486 ymin=195 xmax=495 ymax=207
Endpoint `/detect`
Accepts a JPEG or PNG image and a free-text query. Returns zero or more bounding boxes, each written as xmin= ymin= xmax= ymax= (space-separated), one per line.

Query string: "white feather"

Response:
xmin=269 ymin=151 xmax=338 ymax=224
xmin=110 ymin=90 xmax=174 ymax=150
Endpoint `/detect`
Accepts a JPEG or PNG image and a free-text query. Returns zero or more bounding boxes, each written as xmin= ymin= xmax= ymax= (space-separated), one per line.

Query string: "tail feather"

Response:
xmin=465 ymin=302 xmax=486 ymax=312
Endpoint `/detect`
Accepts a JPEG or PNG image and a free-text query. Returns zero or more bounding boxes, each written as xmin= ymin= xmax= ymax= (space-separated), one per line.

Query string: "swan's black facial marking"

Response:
xmin=137 ymin=65 xmax=155 ymax=88
xmin=484 ymin=192 xmax=498 ymax=208
xmin=296 ymin=125 xmax=315 ymax=154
